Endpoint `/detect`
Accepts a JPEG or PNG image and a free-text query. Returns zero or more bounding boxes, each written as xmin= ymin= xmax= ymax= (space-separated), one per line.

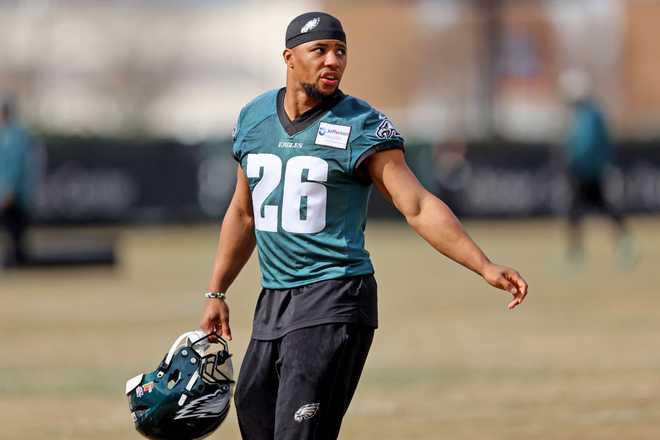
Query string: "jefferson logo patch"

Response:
xmin=315 ymin=122 xmax=351 ymax=149
xmin=375 ymin=114 xmax=401 ymax=140
xmin=294 ymin=403 xmax=320 ymax=423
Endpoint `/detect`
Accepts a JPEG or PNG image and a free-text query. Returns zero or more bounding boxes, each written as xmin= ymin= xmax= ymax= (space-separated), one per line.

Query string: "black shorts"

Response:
xmin=571 ymin=178 xmax=606 ymax=207
xmin=234 ymin=323 xmax=374 ymax=440
xmin=568 ymin=175 xmax=622 ymax=223
xmin=252 ymin=274 xmax=378 ymax=340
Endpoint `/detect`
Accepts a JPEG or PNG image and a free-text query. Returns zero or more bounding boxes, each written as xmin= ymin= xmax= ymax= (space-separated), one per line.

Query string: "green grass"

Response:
xmin=1 ymin=218 xmax=659 ymax=439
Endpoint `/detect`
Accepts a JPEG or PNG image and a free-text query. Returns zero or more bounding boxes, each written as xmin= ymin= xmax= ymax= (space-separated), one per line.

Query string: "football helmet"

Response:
xmin=125 ymin=330 xmax=234 ymax=440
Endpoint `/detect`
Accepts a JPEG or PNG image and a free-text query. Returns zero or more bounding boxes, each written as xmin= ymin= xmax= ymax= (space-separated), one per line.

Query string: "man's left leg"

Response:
xmin=595 ymin=177 xmax=636 ymax=267
xmin=274 ymin=323 xmax=374 ymax=440
xmin=2 ymin=202 xmax=28 ymax=265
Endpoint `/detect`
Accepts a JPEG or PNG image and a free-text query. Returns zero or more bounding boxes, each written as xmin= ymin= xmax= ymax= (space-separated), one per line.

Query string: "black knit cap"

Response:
xmin=285 ymin=12 xmax=346 ymax=49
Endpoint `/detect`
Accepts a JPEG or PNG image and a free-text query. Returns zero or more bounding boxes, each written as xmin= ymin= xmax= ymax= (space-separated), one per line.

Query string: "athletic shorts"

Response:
xmin=234 ymin=323 xmax=374 ymax=440
xmin=251 ymin=274 xmax=378 ymax=340
xmin=571 ymin=178 xmax=606 ymax=207
xmin=568 ymin=175 xmax=622 ymax=223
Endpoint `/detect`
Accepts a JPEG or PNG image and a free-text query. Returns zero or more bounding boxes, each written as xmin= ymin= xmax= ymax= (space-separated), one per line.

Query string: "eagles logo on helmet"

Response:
xmin=125 ymin=330 xmax=234 ymax=440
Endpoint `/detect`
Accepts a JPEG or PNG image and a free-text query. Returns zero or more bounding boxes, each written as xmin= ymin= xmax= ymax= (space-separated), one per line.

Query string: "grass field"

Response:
xmin=1 ymin=218 xmax=659 ymax=439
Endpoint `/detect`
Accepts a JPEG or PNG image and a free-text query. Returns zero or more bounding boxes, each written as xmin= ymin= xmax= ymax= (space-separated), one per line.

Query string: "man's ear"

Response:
xmin=283 ymin=49 xmax=294 ymax=69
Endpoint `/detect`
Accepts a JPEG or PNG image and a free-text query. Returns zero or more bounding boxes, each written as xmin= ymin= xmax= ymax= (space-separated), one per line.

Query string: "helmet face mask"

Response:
xmin=126 ymin=331 xmax=234 ymax=440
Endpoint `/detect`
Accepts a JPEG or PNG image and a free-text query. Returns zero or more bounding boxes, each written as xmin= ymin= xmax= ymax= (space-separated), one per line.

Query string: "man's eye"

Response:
xmin=337 ymin=49 xmax=346 ymax=56
xmin=314 ymin=48 xmax=325 ymax=54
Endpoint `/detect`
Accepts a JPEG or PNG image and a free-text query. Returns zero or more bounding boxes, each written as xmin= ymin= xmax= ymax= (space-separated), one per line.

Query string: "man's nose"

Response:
xmin=324 ymin=51 xmax=340 ymax=67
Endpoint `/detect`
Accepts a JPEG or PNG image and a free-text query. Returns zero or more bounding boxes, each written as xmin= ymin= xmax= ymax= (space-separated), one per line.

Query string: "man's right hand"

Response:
xmin=200 ymin=298 xmax=232 ymax=341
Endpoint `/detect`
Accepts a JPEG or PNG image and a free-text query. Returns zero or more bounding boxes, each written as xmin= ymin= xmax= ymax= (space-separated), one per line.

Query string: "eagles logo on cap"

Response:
xmin=285 ymin=12 xmax=346 ymax=49
xmin=301 ymin=17 xmax=320 ymax=33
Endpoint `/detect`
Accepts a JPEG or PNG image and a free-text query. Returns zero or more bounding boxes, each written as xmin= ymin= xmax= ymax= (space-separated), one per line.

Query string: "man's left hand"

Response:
xmin=481 ymin=263 xmax=529 ymax=310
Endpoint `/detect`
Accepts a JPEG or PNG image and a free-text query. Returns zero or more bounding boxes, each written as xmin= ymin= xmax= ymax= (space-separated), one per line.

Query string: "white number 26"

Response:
xmin=246 ymin=153 xmax=328 ymax=234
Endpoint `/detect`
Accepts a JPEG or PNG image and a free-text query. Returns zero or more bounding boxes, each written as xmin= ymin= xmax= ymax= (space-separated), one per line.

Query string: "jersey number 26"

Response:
xmin=247 ymin=153 xmax=328 ymax=234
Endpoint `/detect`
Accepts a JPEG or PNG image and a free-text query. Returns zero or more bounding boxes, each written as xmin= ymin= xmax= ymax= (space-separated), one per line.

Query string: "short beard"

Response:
xmin=302 ymin=83 xmax=334 ymax=102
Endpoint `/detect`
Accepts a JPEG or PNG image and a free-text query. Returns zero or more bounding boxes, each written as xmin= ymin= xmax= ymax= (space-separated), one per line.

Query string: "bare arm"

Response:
xmin=200 ymin=165 xmax=256 ymax=339
xmin=207 ymin=166 xmax=256 ymax=293
xmin=365 ymin=149 xmax=528 ymax=309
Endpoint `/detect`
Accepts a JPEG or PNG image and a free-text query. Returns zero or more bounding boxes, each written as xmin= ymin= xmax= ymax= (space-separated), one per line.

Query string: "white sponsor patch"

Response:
xmin=315 ymin=122 xmax=350 ymax=149
xmin=375 ymin=113 xmax=401 ymax=140
xmin=301 ymin=17 xmax=320 ymax=33
xmin=294 ymin=403 xmax=320 ymax=423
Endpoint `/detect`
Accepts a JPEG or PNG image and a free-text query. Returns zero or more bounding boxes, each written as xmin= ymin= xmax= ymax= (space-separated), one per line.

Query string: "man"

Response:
xmin=0 ymin=97 xmax=34 ymax=266
xmin=200 ymin=12 xmax=528 ymax=440
xmin=559 ymin=70 xmax=634 ymax=267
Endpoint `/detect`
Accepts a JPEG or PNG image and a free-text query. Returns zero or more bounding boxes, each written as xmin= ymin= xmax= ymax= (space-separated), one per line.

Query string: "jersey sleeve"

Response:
xmin=350 ymin=109 xmax=405 ymax=174
xmin=231 ymin=107 xmax=246 ymax=164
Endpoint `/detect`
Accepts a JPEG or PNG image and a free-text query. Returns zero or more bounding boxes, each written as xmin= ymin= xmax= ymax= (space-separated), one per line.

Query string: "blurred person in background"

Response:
xmin=199 ymin=12 xmax=528 ymax=440
xmin=0 ymin=96 xmax=35 ymax=266
xmin=559 ymin=70 xmax=635 ymax=268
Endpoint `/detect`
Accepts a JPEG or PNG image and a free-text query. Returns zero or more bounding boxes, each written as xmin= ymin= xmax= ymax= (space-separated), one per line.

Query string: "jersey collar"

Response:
xmin=277 ymin=87 xmax=346 ymax=137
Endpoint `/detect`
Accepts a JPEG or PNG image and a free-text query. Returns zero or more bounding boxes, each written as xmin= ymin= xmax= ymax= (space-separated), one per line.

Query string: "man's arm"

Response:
xmin=200 ymin=165 xmax=256 ymax=339
xmin=365 ymin=149 xmax=528 ymax=309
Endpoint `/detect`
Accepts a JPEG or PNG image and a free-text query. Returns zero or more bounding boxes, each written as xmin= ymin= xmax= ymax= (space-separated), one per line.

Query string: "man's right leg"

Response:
xmin=273 ymin=324 xmax=374 ymax=440
xmin=567 ymin=177 xmax=585 ymax=260
xmin=3 ymin=202 xmax=27 ymax=264
xmin=234 ymin=337 xmax=280 ymax=439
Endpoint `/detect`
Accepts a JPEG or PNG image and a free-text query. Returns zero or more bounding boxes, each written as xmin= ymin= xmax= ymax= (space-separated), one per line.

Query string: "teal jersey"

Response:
xmin=233 ymin=88 xmax=404 ymax=289
xmin=565 ymin=100 xmax=612 ymax=181
xmin=0 ymin=121 xmax=34 ymax=210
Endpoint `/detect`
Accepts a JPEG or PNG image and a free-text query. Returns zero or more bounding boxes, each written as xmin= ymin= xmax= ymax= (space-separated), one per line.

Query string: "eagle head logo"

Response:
xmin=294 ymin=403 xmax=320 ymax=423
xmin=301 ymin=17 xmax=321 ymax=34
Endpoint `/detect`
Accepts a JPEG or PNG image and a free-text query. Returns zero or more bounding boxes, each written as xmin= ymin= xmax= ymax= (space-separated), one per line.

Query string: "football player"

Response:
xmin=200 ymin=12 xmax=528 ymax=440
xmin=0 ymin=97 xmax=34 ymax=267
xmin=559 ymin=70 xmax=635 ymax=267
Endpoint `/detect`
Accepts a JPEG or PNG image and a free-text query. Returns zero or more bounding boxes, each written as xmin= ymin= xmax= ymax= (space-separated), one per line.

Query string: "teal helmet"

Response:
xmin=125 ymin=330 xmax=234 ymax=440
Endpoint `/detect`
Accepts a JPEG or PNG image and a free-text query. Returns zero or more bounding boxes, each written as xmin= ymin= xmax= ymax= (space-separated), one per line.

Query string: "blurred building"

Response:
xmin=1 ymin=0 xmax=660 ymax=142
xmin=0 ymin=0 xmax=319 ymax=140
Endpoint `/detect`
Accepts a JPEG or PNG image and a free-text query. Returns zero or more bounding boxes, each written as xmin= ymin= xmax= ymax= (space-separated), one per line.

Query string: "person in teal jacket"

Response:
xmin=560 ymin=71 xmax=634 ymax=267
xmin=0 ymin=98 xmax=35 ymax=265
